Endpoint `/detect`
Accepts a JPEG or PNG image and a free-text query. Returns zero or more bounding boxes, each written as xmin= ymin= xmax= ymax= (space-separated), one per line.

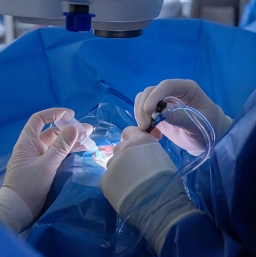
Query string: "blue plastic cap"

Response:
xmin=63 ymin=12 xmax=95 ymax=32
xmin=155 ymin=114 xmax=166 ymax=124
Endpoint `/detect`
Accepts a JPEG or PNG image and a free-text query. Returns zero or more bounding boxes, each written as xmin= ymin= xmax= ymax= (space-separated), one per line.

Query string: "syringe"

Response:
xmin=54 ymin=111 xmax=105 ymax=158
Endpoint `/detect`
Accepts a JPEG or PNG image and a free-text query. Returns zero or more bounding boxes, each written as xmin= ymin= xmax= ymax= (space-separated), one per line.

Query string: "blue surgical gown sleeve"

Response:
xmin=159 ymin=89 xmax=256 ymax=257
xmin=160 ymin=211 xmax=253 ymax=257
xmin=0 ymin=222 xmax=42 ymax=257
xmin=240 ymin=0 xmax=256 ymax=28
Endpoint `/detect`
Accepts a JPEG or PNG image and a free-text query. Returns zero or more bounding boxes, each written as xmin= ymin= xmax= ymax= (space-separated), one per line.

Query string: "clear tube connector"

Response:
xmin=54 ymin=111 xmax=104 ymax=158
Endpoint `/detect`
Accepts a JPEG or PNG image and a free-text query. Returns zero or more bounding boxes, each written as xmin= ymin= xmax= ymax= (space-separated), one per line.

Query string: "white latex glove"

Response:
xmin=135 ymin=79 xmax=233 ymax=156
xmin=0 ymin=108 xmax=92 ymax=233
xmin=101 ymin=126 xmax=199 ymax=255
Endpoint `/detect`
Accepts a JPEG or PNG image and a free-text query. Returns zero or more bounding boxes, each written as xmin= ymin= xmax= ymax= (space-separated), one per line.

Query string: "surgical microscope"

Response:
xmin=0 ymin=0 xmax=164 ymax=38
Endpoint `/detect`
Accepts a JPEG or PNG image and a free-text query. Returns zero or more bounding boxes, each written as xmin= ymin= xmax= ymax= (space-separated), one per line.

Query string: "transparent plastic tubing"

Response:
xmin=112 ymin=96 xmax=215 ymax=256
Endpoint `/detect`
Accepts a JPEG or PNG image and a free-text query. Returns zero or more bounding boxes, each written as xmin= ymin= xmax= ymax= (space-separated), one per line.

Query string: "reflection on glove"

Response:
xmin=135 ymin=79 xmax=233 ymax=155
xmin=101 ymin=126 xmax=198 ymax=255
xmin=0 ymin=108 xmax=92 ymax=233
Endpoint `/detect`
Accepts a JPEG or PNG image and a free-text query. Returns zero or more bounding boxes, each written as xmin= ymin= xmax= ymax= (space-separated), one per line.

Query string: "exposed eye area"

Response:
xmin=93 ymin=145 xmax=114 ymax=169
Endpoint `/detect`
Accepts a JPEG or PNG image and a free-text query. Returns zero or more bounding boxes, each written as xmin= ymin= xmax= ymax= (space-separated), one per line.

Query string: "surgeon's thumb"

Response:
xmin=44 ymin=125 xmax=78 ymax=166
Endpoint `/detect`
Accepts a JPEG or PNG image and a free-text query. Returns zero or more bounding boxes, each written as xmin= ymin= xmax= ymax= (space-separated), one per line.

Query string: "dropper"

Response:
xmin=54 ymin=111 xmax=105 ymax=158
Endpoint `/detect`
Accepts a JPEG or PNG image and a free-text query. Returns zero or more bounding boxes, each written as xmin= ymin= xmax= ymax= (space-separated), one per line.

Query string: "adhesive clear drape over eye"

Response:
xmin=112 ymin=96 xmax=215 ymax=256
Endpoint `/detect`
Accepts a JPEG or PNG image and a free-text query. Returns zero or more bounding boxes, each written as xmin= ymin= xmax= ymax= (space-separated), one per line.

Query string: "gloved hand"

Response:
xmin=135 ymin=79 xmax=233 ymax=156
xmin=101 ymin=126 xmax=199 ymax=255
xmin=0 ymin=108 xmax=92 ymax=233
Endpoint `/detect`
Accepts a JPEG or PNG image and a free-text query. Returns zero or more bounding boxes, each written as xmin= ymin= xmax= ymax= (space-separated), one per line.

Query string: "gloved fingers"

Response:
xmin=42 ymin=125 xmax=78 ymax=165
xmin=156 ymin=121 xmax=206 ymax=153
xmin=134 ymin=86 xmax=156 ymax=130
xmin=113 ymin=126 xmax=157 ymax=155
xmin=39 ymin=123 xmax=93 ymax=150
xmin=122 ymin=125 xmax=162 ymax=140
xmin=150 ymin=127 xmax=162 ymax=140
xmin=122 ymin=126 xmax=156 ymax=141
xmin=68 ymin=123 xmax=93 ymax=152
xmin=162 ymin=108 xmax=201 ymax=136
xmin=82 ymin=123 xmax=93 ymax=135
xmin=22 ymin=108 xmax=74 ymax=136
xmin=39 ymin=127 xmax=61 ymax=147
xmin=134 ymin=92 xmax=142 ymax=123
xmin=143 ymin=79 xmax=203 ymax=113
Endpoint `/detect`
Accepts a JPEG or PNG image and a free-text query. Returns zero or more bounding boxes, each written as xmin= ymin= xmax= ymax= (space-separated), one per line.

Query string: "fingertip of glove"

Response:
xmin=61 ymin=125 xmax=78 ymax=146
xmin=137 ymin=122 xmax=148 ymax=131
xmin=138 ymin=115 xmax=153 ymax=131
xmin=143 ymin=101 xmax=155 ymax=113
